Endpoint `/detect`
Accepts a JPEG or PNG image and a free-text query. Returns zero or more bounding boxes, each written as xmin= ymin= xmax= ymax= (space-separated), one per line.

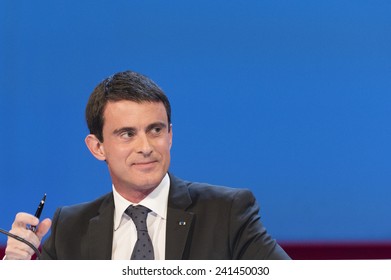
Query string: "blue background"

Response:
xmin=1 ymin=0 xmax=390 ymax=244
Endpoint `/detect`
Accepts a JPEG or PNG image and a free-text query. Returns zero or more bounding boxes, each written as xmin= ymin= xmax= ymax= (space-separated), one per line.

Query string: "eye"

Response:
xmin=152 ymin=127 xmax=162 ymax=134
xmin=149 ymin=125 xmax=165 ymax=136
xmin=119 ymin=130 xmax=135 ymax=139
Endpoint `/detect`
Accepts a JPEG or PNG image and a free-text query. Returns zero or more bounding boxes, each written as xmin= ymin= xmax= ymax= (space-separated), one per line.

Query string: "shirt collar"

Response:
xmin=112 ymin=173 xmax=170 ymax=230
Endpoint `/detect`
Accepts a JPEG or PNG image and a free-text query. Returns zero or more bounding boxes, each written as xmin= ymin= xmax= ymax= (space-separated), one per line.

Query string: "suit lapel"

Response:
xmin=165 ymin=174 xmax=194 ymax=260
xmin=84 ymin=194 xmax=115 ymax=260
xmin=79 ymin=176 xmax=193 ymax=260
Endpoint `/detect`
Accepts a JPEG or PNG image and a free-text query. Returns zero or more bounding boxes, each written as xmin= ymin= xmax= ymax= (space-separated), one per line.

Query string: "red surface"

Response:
xmin=280 ymin=241 xmax=391 ymax=260
xmin=1 ymin=242 xmax=391 ymax=260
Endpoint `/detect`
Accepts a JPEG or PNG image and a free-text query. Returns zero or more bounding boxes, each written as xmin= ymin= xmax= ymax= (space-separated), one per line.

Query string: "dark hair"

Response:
xmin=85 ymin=70 xmax=171 ymax=142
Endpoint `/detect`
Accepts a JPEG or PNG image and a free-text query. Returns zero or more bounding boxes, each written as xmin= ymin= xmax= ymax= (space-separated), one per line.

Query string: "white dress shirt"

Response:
xmin=111 ymin=173 xmax=170 ymax=260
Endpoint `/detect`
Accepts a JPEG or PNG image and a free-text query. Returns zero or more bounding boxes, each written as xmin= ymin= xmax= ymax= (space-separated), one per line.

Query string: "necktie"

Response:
xmin=125 ymin=205 xmax=155 ymax=260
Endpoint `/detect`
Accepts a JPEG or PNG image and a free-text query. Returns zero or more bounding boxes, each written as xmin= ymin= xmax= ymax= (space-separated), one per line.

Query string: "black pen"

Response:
xmin=30 ymin=194 xmax=46 ymax=233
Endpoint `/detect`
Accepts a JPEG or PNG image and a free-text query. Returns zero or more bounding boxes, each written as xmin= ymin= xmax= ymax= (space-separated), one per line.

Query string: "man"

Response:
xmin=5 ymin=70 xmax=290 ymax=260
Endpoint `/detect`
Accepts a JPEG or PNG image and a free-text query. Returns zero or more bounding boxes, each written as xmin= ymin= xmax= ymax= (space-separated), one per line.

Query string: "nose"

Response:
xmin=136 ymin=133 xmax=153 ymax=157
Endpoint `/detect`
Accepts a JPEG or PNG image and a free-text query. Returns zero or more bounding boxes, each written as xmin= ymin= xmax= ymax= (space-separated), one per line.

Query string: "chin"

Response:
xmin=135 ymin=176 xmax=163 ymax=189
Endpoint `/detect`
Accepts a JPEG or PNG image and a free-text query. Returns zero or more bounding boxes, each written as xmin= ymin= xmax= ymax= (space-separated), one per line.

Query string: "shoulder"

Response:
xmin=170 ymin=174 xmax=256 ymax=205
xmin=53 ymin=192 xmax=113 ymax=222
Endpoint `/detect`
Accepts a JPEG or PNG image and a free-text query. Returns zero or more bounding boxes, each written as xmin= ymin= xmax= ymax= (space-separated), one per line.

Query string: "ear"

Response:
xmin=85 ymin=134 xmax=106 ymax=161
xmin=169 ymin=124 xmax=173 ymax=149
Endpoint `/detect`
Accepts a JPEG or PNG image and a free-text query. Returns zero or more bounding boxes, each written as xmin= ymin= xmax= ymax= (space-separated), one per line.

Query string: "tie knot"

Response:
xmin=125 ymin=205 xmax=150 ymax=231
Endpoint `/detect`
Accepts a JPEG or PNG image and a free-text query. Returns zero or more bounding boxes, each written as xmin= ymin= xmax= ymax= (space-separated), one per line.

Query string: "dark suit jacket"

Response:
xmin=41 ymin=174 xmax=290 ymax=259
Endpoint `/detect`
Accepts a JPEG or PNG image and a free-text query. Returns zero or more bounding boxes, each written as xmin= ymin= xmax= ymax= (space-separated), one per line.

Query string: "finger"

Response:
xmin=8 ymin=226 xmax=40 ymax=248
xmin=13 ymin=212 xmax=39 ymax=228
xmin=36 ymin=218 xmax=52 ymax=239
xmin=5 ymin=231 xmax=37 ymax=260
xmin=5 ymin=245 xmax=35 ymax=260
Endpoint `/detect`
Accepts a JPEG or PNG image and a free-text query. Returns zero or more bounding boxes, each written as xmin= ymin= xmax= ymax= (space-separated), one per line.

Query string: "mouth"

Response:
xmin=132 ymin=160 xmax=158 ymax=169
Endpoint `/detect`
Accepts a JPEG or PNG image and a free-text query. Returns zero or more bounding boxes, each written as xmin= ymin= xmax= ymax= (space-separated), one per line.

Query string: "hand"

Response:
xmin=4 ymin=212 xmax=52 ymax=260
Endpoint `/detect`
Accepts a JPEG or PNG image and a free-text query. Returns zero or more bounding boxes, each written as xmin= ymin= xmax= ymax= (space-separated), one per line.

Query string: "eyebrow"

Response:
xmin=112 ymin=122 xmax=168 ymax=136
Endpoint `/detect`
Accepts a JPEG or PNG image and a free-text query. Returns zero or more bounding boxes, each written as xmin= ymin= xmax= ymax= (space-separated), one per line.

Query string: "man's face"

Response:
xmin=98 ymin=100 xmax=172 ymax=197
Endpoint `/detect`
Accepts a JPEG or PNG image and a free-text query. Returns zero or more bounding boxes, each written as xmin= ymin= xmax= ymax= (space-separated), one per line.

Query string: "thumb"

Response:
xmin=36 ymin=218 xmax=52 ymax=240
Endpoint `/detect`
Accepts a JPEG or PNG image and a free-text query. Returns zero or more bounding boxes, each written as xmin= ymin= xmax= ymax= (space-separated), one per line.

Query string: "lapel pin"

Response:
xmin=178 ymin=220 xmax=186 ymax=226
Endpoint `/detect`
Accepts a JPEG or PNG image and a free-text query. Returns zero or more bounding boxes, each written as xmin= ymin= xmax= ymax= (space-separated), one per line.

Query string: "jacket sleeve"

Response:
xmin=229 ymin=189 xmax=291 ymax=260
